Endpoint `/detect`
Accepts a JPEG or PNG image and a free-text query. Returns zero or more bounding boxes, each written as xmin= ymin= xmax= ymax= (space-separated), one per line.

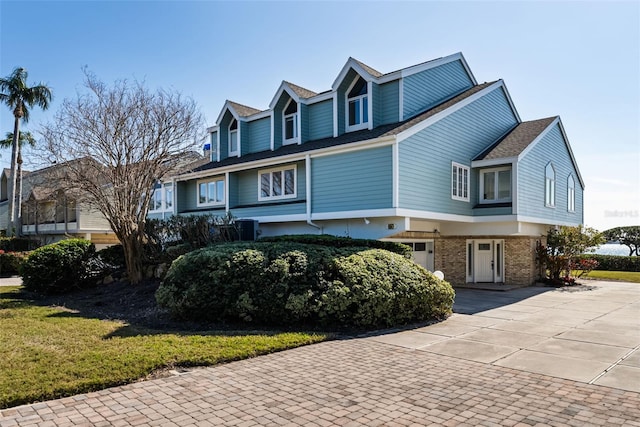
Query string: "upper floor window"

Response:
xmin=229 ymin=118 xmax=239 ymax=156
xmin=545 ymin=162 xmax=555 ymax=207
xmin=197 ymin=178 xmax=225 ymax=207
xmin=480 ymin=167 xmax=511 ymax=204
xmin=259 ymin=165 xmax=296 ymax=201
xmin=283 ymin=99 xmax=299 ymax=145
xmin=451 ymin=162 xmax=469 ymax=202
xmin=346 ymin=76 xmax=369 ymax=132
xmin=567 ymin=174 xmax=575 ymax=212
xmin=149 ymin=183 xmax=174 ymax=213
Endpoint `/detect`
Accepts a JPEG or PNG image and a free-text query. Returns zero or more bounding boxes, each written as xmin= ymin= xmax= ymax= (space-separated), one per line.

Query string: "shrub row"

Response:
xmin=259 ymin=234 xmax=413 ymax=259
xmin=21 ymin=239 xmax=108 ymax=294
xmin=0 ymin=251 xmax=28 ymax=276
xmin=578 ymin=254 xmax=640 ymax=272
xmin=156 ymin=242 xmax=454 ymax=329
xmin=0 ymin=237 xmax=39 ymax=252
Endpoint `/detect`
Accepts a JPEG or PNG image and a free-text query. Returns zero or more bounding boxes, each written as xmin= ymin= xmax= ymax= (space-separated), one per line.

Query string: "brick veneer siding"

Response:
xmin=435 ymin=236 xmax=544 ymax=287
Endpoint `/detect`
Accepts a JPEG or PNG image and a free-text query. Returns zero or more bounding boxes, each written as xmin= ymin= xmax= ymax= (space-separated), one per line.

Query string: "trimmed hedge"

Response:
xmin=0 ymin=251 xmax=28 ymax=276
xmin=21 ymin=239 xmax=102 ymax=294
xmin=259 ymin=234 xmax=413 ymax=259
xmin=0 ymin=237 xmax=39 ymax=252
xmin=156 ymin=242 xmax=454 ymax=329
xmin=578 ymin=254 xmax=640 ymax=272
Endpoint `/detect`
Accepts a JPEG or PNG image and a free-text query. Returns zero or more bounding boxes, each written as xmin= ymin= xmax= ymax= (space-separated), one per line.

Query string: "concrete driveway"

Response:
xmin=368 ymin=280 xmax=640 ymax=392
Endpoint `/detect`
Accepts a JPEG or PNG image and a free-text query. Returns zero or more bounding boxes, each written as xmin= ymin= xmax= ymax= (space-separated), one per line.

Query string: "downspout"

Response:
xmin=305 ymin=154 xmax=321 ymax=232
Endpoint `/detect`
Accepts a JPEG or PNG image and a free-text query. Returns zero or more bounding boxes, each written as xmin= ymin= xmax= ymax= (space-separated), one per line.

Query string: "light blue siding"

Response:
xmin=232 ymin=203 xmax=306 ymax=219
xmin=239 ymin=121 xmax=249 ymax=155
xmin=307 ymin=99 xmax=333 ymax=140
xmin=219 ymin=111 xmax=232 ymax=160
xmin=210 ymin=131 xmax=218 ymax=161
xmin=300 ymin=103 xmax=309 ymax=143
xmin=517 ymin=123 xmax=583 ymax=225
xmin=473 ymin=206 xmax=512 ymax=216
xmin=272 ymin=95 xmax=288 ymax=150
xmin=311 ymin=146 xmax=393 ymax=213
xmin=245 ymin=116 xmax=271 ymax=154
xmin=399 ymin=86 xmax=518 ymax=214
xmin=403 ymin=60 xmax=474 ymax=119
xmin=379 ymin=80 xmax=399 ymax=125
xmin=232 ymin=161 xmax=306 ymax=207
xmin=177 ymin=175 xmax=225 ymax=213
xmin=372 ymin=82 xmax=381 ymax=128
xmin=336 ymin=68 xmax=358 ymax=135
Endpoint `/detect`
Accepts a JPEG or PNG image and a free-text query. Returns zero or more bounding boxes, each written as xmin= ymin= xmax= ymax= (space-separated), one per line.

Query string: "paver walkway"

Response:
xmin=1 ymin=280 xmax=639 ymax=426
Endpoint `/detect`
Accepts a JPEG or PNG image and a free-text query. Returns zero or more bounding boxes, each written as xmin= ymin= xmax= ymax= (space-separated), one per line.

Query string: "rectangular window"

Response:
xmin=284 ymin=114 xmax=298 ymax=143
xmin=197 ymin=178 xmax=225 ymax=207
xmin=480 ymin=166 xmax=512 ymax=204
xmin=258 ymin=165 xmax=296 ymax=201
xmin=149 ymin=183 xmax=174 ymax=212
xmin=152 ymin=188 xmax=163 ymax=211
xmin=451 ymin=163 xmax=470 ymax=201
xmin=229 ymin=131 xmax=238 ymax=155
xmin=165 ymin=185 xmax=173 ymax=210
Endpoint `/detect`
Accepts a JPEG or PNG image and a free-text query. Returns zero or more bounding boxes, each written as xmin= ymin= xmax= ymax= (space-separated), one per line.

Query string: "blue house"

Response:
xmin=160 ymin=53 xmax=584 ymax=287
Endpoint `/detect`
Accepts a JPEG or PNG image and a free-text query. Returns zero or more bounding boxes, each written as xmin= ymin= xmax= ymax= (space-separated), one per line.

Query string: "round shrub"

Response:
xmin=156 ymin=242 xmax=454 ymax=329
xmin=21 ymin=239 xmax=99 ymax=294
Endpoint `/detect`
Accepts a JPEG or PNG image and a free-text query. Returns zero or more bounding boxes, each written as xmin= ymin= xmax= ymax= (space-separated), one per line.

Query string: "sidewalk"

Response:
xmin=0 ymin=276 xmax=22 ymax=286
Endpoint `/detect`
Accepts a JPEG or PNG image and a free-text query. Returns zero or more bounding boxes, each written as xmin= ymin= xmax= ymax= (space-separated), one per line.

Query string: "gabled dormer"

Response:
xmin=269 ymin=81 xmax=318 ymax=149
xmin=332 ymin=58 xmax=380 ymax=135
xmin=211 ymin=100 xmax=262 ymax=161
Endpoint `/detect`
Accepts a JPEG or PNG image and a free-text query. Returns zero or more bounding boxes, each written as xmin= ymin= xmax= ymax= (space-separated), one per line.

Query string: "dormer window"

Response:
xmin=346 ymin=76 xmax=369 ymax=132
xmin=229 ymin=118 xmax=239 ymax=156
xmin=283 ymin=99 xmax=299 ymax=145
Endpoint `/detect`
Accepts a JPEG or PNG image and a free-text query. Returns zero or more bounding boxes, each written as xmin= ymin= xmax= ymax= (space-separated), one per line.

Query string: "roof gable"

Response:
xmin=331 ymin=57 xmax=381 ymax=90
xmin=215 ymin=100 xmax=263 ymax=125
xmin=268 ymin=81 xmax=318 ymax=109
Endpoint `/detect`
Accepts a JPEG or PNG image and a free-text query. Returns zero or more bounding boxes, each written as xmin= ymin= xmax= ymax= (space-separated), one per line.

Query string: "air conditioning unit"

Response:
xmin=236 ymin=219 xmax=259 ymax=241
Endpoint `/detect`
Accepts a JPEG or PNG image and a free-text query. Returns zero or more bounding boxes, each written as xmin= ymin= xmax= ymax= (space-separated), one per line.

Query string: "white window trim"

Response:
xmin=451 ymin=162 xmax=470 ymax=202
xmin=258 ymin=164 xmax=297 ymax=201
xmin=479 ymin=166 xmax=512 ymax=204
xmin=148 ymin=183 xmax=174 ymax=213
xmin=282 ymin=99 xmax=299 ymax=145
xmin=567 ymin=174 xmax=575 ymax=212
xmin=345 ymin=76 xmax=369 ymax=132
xmin=196 ymin=177 xmax=226 ymax=207
xmin=545 ymin=162 xmax=556 ymax=208
xmin=228 ymin=119 xmax=239 ymax=157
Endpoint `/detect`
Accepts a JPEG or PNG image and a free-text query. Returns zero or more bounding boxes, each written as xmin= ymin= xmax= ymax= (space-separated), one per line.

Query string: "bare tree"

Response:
xmin=40 ymin=71 xmax=204 ymax=284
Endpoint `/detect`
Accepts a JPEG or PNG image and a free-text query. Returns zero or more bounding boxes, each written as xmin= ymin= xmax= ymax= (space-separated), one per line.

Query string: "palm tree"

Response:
xmin=0 ymin=132 xmax=37 ymax=219
xmin=0 ymin=67 xmax=52 ymax=236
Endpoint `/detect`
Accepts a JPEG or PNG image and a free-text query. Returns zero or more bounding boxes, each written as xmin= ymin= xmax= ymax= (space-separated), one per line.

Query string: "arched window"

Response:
xmin=567 ymin=174 xmax=575 ymax=212
xmin=283 ymin=99 xmax=298 ymax=144
xmin=228 ymin=118 xmax=238 ymax=156
xmin=346 ymin=76 xmax=369 ymax=131
xmin=545 ymin=162 xmax=555 ymax=207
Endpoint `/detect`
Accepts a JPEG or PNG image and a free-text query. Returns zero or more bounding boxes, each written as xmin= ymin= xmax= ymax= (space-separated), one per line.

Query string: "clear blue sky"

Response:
xmin=1 ymin=0 xmax=638 ymax=231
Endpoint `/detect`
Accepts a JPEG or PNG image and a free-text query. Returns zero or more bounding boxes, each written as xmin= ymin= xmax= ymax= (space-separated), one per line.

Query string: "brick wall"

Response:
xmin=435 ymin=236 xmax=544 ymax=287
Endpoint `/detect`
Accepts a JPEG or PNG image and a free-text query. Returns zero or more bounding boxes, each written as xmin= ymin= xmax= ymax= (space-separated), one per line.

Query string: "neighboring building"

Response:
xmin=0 ymin=163 xmax=118 ymax=248
xmin=154 ymin=52 xmax=585 ymax=287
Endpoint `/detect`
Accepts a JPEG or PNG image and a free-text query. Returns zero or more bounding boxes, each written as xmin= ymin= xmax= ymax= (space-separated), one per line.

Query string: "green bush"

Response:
xmin=0 ymin=251 xmax=28 ymax=276
xmin=578 ymin=254 xmax=640 ymax=272
xmin=21 ymin=239 xmax=103 ymax=294
xmin=259 ymin=234 xmax=413 ymax=258
xmin=97 ymin=244 xmax=125 ymax=268
xmin=0 ymin=237 xmax=39 ymax=252
xmin=156 ymin=242 xmax=454 ymax=329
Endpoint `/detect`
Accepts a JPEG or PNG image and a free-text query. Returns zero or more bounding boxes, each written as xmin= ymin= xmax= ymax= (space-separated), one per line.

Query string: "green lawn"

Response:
xmin=0 ymin=286 xmax=328 ymax=409
xmin=581 ymin=270 xmax=640 ymax=283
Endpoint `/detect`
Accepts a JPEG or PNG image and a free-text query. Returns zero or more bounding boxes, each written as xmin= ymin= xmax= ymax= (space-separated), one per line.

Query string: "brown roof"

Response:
xmin=284 ymin=81 xmax=317 ymax=99
xmin=476 ymin=117 xmax=557 ymax=160
xmin=352 ymin=58 xmax=383 ymax=78
xmin=227 ymin=101 xmax=262 ymax=117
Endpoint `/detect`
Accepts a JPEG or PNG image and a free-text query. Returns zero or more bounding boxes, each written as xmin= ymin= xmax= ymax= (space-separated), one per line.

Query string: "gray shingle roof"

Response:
xmin=228 ymin=101 xmax=262 ymax=117
xmin=284 ymin=81 xmax=318 ymax=99
xmin=189 ymin=82 xmax=495 ymax=175
xmin=475 ymin=116 xmax=557 ymax=160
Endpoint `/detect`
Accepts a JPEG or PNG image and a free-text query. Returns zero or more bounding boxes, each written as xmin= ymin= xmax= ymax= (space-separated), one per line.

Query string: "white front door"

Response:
xmin=405 ymin=241 xmax=435 ymax=271
xmin=474 ymin=240 xmax=494 ymax=282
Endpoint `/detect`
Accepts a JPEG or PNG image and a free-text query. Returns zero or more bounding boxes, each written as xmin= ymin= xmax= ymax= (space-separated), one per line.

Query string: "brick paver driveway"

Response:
xmin=1 ymin=280 xmax=639 ymax=426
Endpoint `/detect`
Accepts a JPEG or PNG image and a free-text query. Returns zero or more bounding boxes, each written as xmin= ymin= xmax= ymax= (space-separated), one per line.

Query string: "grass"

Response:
xmin=0 ymin=286 xmax=328 ymax=409
xmin=579 ymin=270 xmax=640 ymax=283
